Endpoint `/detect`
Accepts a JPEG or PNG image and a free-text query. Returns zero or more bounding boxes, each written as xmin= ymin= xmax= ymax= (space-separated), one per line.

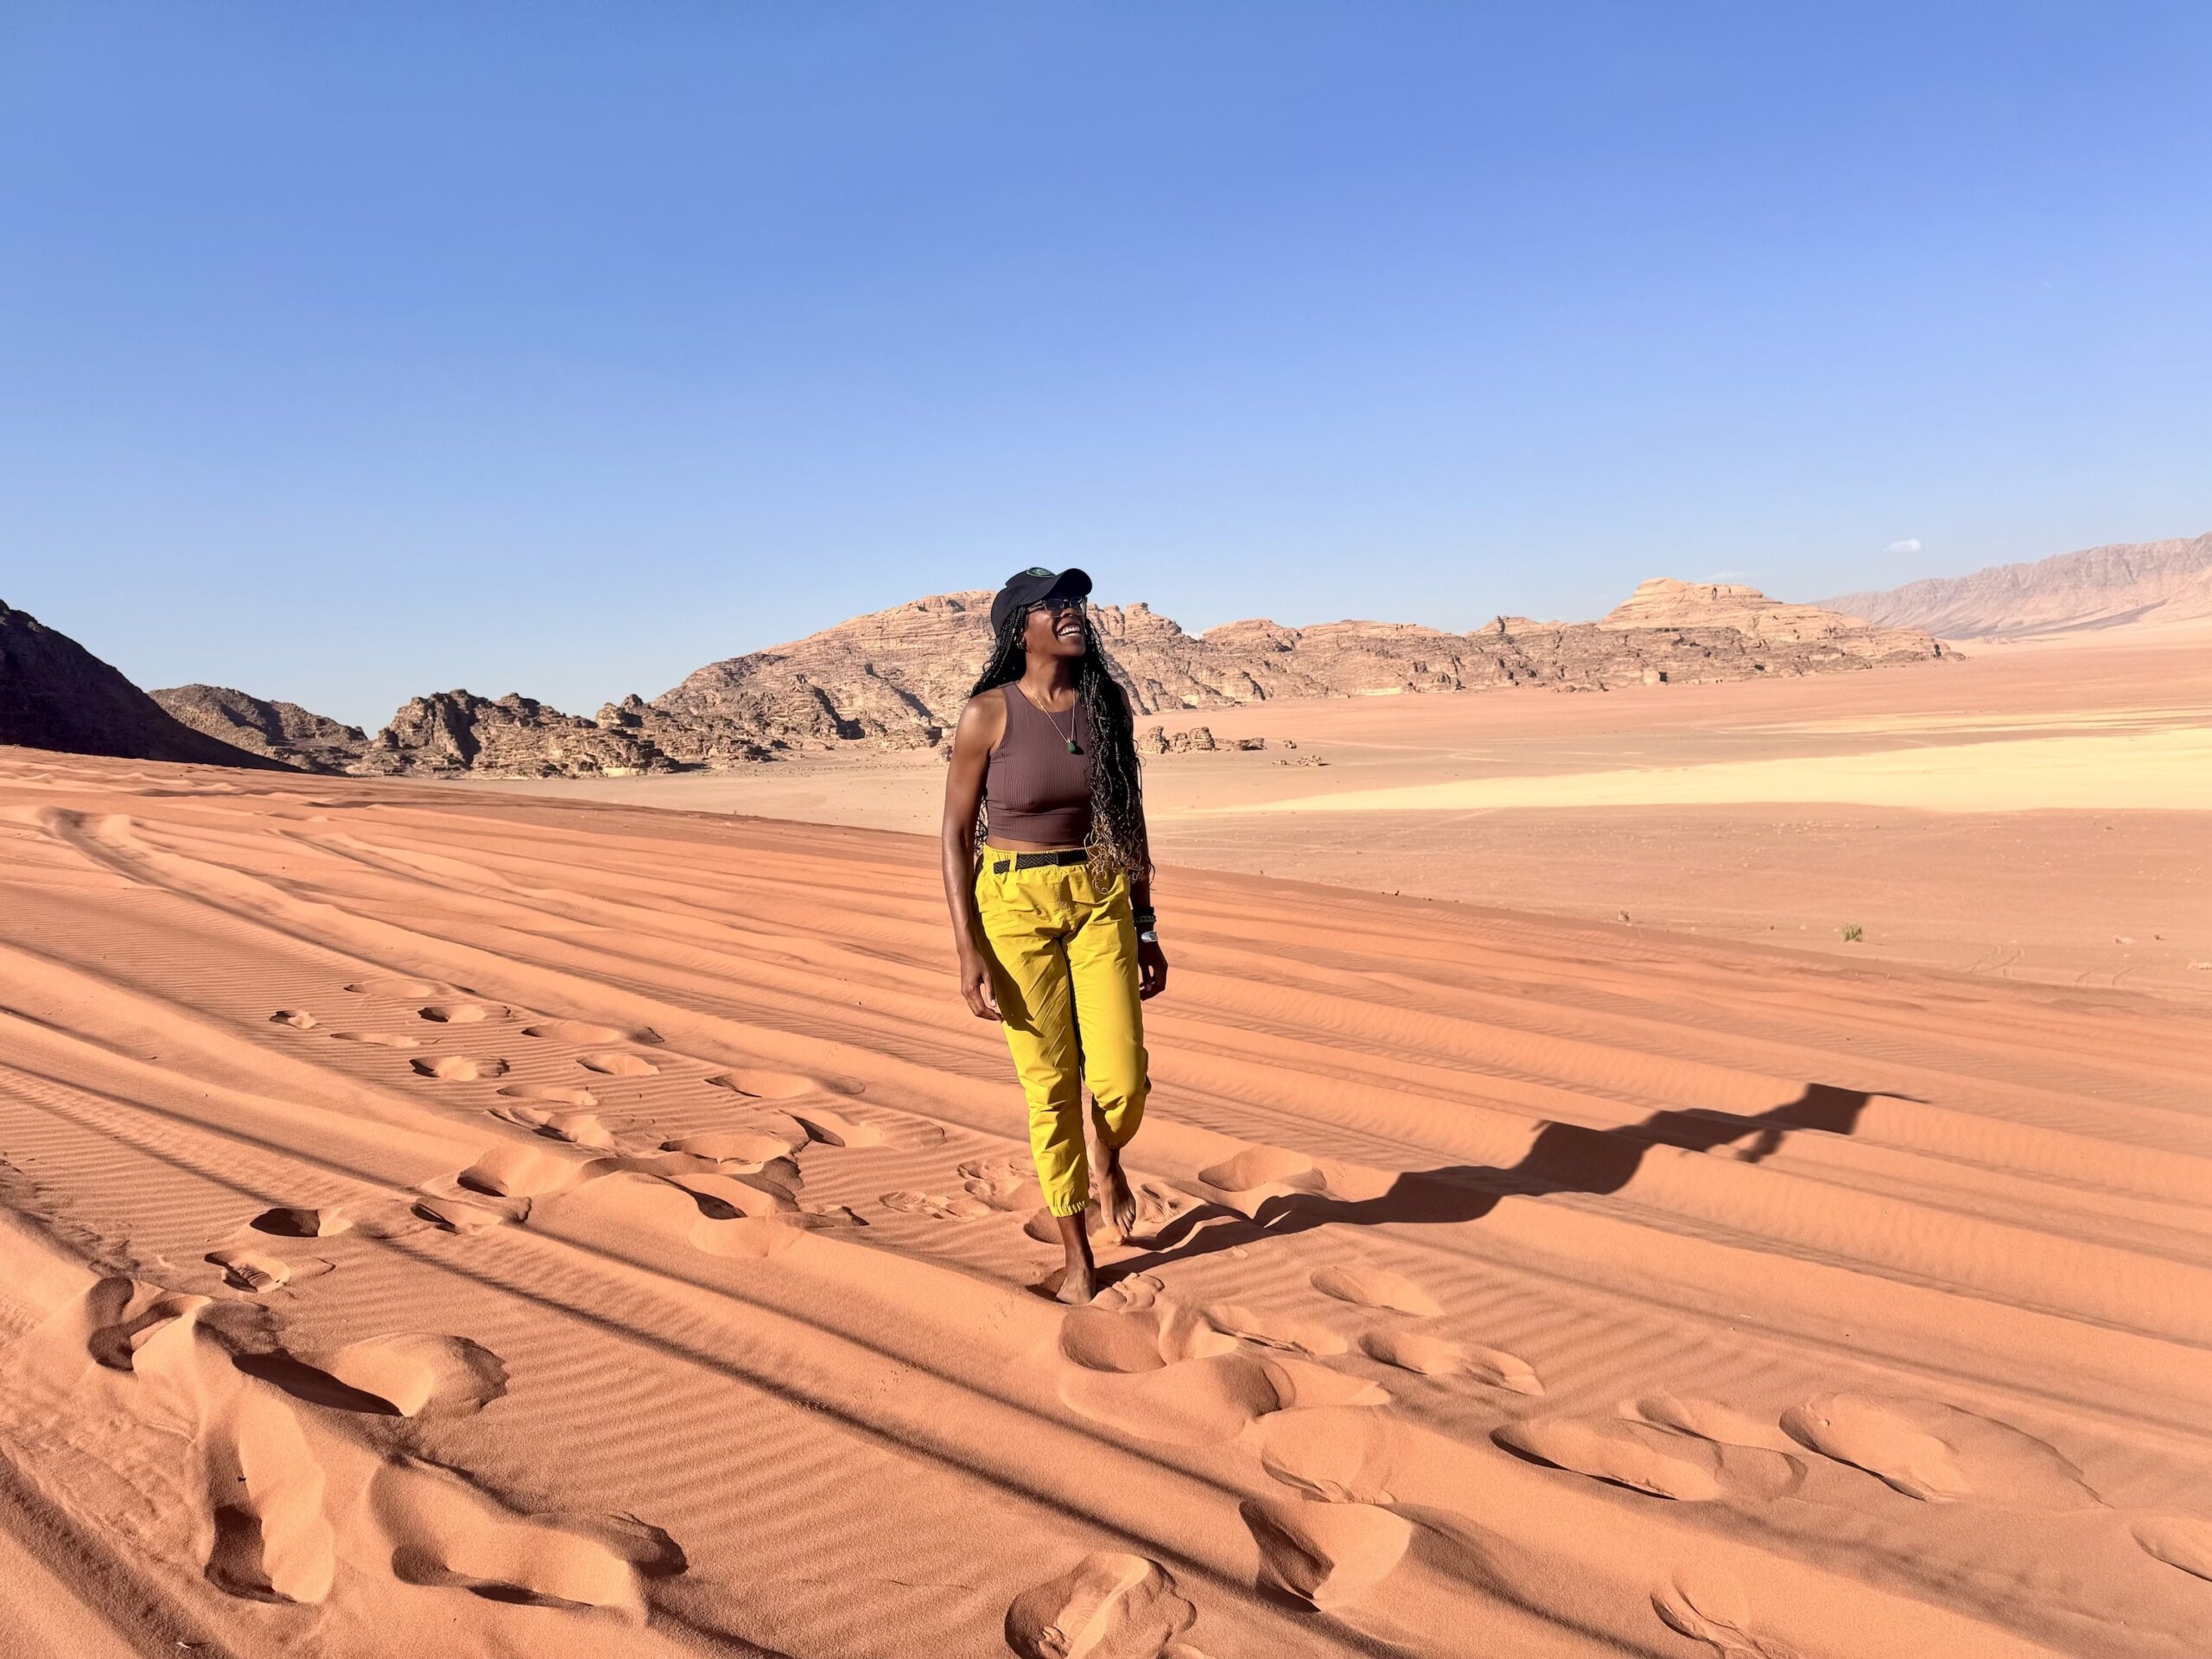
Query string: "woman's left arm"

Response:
xmin=1130 ymin=835 xmax=1168 ymax=1001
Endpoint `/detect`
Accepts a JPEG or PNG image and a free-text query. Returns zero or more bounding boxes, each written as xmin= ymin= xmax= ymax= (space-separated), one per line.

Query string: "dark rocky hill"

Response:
xmin=0 ymin=601 xmax=292 ymax=769
xmin=151 ymin=683 xmax=369 ymax=773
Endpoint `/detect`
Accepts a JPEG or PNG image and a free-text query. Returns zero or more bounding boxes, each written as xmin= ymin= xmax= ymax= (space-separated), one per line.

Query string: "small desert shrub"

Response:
xmin=1841 ymin=924 xmax=1864 ymax=943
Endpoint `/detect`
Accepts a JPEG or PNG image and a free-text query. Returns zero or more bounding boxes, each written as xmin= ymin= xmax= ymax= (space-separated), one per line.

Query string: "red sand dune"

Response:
xmin=0 ymin=747 xmax=2209 ymax=1655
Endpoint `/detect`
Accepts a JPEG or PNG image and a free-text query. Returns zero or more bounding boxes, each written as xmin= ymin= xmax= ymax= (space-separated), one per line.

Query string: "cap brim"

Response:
xmin=1046 ymin=568 xmax=1092 ymax=602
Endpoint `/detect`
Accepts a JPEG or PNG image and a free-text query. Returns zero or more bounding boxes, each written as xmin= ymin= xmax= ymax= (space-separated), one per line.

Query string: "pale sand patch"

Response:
xmin=460 ymin=632 xmax=2212 ymax=997
xmin=1231 ymin=726 xmax=2212 ymax=814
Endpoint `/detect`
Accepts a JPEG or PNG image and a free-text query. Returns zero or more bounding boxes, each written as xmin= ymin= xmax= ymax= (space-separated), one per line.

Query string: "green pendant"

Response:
xmin=1066 ymin=740 xmax=1081 ymax=753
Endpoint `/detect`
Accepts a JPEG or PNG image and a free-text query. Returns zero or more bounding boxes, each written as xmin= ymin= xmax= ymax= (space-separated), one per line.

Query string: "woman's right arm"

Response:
xmin=941 ymin=695 xmax=1002 ymax=1020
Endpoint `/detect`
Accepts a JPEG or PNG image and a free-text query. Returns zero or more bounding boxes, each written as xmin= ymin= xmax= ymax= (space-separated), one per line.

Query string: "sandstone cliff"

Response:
xmin=151 ymin=683 xmax=369 ymax=773
xmin=352 ymin=690 xmax=678 ymax=779
xmin=620 ymin=578 xmax=1948 ymax=764
xmin=1 ymin=601 xmax=293 ymax=769
xmin=1821 ymin=531 xmax=2212 ymax=639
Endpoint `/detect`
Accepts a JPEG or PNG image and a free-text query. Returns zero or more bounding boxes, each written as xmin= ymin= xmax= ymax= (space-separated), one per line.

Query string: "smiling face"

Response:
xmin=1021 ymin=597 xmax=1089 ymax=664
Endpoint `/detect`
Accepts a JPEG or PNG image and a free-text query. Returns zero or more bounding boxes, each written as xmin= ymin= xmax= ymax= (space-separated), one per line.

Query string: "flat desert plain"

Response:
xmin=489 ymin=627 xmax=2212 ymax=1002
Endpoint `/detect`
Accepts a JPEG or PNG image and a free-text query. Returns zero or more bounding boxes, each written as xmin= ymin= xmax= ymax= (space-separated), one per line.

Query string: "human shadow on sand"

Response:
xmin=1114 ymin=1083 xmax=1904 ymax=1277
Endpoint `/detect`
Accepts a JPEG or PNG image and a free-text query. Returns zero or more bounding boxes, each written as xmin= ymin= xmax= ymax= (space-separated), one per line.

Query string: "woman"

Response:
xmin=941 ymin=566 xmax=1169 ymax=1305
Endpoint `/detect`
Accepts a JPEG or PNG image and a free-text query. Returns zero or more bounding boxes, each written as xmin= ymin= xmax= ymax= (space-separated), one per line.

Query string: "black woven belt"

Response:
xmin=990 ymin=849 xmax=1089 ymax=874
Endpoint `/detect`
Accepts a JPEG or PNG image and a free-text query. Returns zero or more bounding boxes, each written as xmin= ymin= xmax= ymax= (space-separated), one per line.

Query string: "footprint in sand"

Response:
xmin=577 ymin=1052 xmax=659 ymax=1077
xmin=1005 ymin=1552 xmax=1197 ymax=1659
xmin=1310 ymin=1265 xmax=1442 ymax=1319
xmin=1630 ymin=1395 xmax=1802 ymax=1453
xmin=1054 ymin=1305 xmax=1283 ymax=1447
xmin=1654 ymin=1574 xmax=1799 ymax=1659
xmin=329 ymin=1030 xmax=421 ymax=1050
xmin=80 ymin=1279 xmax=199 ymax=1371
xmin=205 ymin=1248 xmax=335 ymax=1294
xmin=419 ymin=1002 xmax=505 ymax=1024
xmin=1259 ymin=1406 xmax=1407 ymax=1503
xmin=454 ymin=1142 xmax=603 ymax=1199
xmin=245 ymin=1197 xmax=435 ymax=1243
xmin=705 ymin=1068 xmax=861 ymax=1102
xmin=269 ymin=1009 xmax=318 ymax=1030
xmin=1202 ymin=1303 xmax=1348 ymax=1358
xmin=1780 ymin=1394 xmax=2098 ymax=1510
xmin=550 ymin=1168 xmax=814 ymax=1260
xmin=664 ymin=1128 xmax=809 ymax=1165
xmin=524 ymin=1019 xmax=663 ymax=1046
xmin=672 ymin=1169 xmax=807 ymax=1221
xmin=1496 ymin=1416 xmax=1802 ymax=1503
xmin=1358 ymin=1329 xmax=1540 ymax=1395
xmin=880 ymin=1190 xmax=995 ymax=1221
xmin=250 ymin=1206 xmax=354 ymax=1239
xmin=1052 ymin=1309 xmax=1362 ymax=1442
xmin=497 ymin=1106 xmax=625 ymax=1150
xmin=2134 ymin=1515 xmax=2212 ymax=1581
xmin=792 ymin=1108 xmax=885 ymax=1147
xmin=1197 ymin=1147 xmax=1395 ymax=1220
xmin=1240 ymin=1496 xmax=1412 ymax=1611
xmin=370 ymin=1457 xmax=682 ymax=1618
xmin=60 ymin=1289 xmax=389 ymax=1606
xmin=958 ymin=1158 xmax=1046 ymax=1211
xmin=496 ymin=1082 xmax=600 ymax=1109
xmin=344 ymin=977 xmax=450 ymax=998
xmin=1200 ymin=1147 xmax=1329 ymax=1194
xmin=238 ymin=1332 xmax=506 ymax=1419
xmin=411 ymin=1056 xmax=510 ymax=1082
xmin=1093 ymin=1274 xmax=1164 ymax=1313
xmin=412 ymin=1192 xmax=531 ymax=1232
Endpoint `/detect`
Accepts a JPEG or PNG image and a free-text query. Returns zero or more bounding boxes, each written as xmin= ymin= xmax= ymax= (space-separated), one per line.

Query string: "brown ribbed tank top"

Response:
xmin=984 ymin=683 xmax=1093 ymax=845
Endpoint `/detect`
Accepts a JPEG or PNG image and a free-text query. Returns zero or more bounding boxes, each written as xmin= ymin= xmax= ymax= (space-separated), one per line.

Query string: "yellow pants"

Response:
xmin=974 ymin=849 xmax=1148 ymax=1217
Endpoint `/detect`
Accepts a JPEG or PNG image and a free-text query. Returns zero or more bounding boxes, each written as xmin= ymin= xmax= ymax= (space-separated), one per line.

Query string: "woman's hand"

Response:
xmin=1137 ymin=938 xmax=1169 ymax=1001
xmin=958 ymin=950 xmax=1002 ymax=1020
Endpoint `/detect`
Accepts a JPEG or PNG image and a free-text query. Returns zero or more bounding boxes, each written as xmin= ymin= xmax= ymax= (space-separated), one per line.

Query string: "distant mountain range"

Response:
xmin=3 ymin=577 xmax=1944 ymax=777
xmin=1823 ymin=531 xmax=2212 ymax=640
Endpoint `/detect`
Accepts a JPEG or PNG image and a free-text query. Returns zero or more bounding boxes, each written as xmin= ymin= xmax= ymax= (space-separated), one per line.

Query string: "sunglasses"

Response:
xmin=1027 ymin=596 xmax=1086 ymax=617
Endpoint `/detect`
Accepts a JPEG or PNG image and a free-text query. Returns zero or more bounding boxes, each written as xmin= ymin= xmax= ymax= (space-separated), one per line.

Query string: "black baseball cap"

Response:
xmin=989 ymin=566 xmax=1093 ymax=634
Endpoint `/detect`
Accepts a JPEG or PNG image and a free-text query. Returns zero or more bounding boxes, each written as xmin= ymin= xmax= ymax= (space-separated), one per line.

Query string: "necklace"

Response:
xmin=1022 ymin=686 xmax=1082 ymax=754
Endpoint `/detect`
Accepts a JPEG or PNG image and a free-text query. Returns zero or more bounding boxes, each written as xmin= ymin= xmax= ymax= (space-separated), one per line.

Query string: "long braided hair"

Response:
xmin=970 ymin=604 xmax=1152 ymax=880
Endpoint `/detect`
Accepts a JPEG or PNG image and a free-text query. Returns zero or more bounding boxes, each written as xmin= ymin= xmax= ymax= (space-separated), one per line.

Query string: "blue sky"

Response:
xmin=3 ymin=3 xmax=2208 ymax=728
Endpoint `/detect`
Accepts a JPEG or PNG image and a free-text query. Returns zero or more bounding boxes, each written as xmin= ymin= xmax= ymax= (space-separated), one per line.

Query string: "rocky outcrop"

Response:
xmin=150 ymin=683 xmax=368 ymax=773
xmin=1 ymin=601 xmax=293 ymax=769
xmin=620 ymin=579 xmax=1947 ymax=766
xmin=1822 ymin=532 xmax=2212 ymax=639
xmin=1599 ymin=578 xmax=1935 ymax=647
xmin=54 ymin=576 xmax=1948 ymax=780
xmin=690 ymin=583 xmax=1929 ymax=757
xmin=352 ymin=691 xmax=679 ymax=779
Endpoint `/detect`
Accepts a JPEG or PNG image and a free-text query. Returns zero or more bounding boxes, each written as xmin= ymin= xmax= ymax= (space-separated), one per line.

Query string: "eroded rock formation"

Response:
xmin=352 ymin=691 xmax=678 ymax=779
xmin=613 ymin=579 xmax=1948 ymax=765
xmin=151 ymin=683 xmax=369 ymax=773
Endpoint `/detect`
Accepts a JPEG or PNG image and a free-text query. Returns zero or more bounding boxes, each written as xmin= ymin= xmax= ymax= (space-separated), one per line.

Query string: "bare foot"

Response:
xmin=1103 ymin=1151 xmax=1138 ymax=1243
xmin=1056 ymin=1262 xmax=1097 ymax=1306
xmin=1052 ymin=1210 xmax=1099 ymax=1305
